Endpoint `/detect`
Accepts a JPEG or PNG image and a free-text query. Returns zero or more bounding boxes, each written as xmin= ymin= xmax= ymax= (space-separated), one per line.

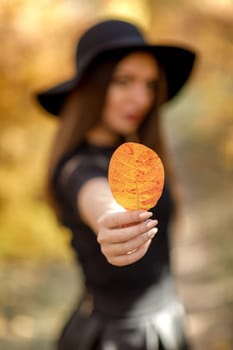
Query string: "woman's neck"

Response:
xmin=86 ymin=125 xmax=121 ymax=147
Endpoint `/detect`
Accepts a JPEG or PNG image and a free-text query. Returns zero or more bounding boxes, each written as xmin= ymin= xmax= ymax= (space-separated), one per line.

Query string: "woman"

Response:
xmin=36 ymin=19 xmax=196 ymax=350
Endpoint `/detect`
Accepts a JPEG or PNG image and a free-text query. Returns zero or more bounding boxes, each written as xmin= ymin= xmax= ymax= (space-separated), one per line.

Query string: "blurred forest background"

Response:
xmin=0 ymin=0 xmax=232 ymax=349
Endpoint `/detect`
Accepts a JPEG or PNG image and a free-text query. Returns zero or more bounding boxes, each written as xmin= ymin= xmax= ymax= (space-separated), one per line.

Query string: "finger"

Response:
xmin=109 ymin=218 xmax=158 ymax=244
xmin=98 ymin=210 xmax=153 ymax=229
xmin=97 ymin=217 xmax=157 ymax=246
xmin=107 ymin=239 xmax=152 ymax=266
xmin=103 ymin=226 xmax=158 ymax=256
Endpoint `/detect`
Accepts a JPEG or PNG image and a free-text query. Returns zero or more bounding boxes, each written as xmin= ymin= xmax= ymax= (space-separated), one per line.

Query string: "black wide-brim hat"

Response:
xmin=36 ymin=19 xmax=197 ymax=116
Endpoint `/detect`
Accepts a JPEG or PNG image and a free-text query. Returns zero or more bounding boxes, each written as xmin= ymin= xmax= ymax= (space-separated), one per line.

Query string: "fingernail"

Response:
xmin=148 ymin=228 xmax=158 ymax=238
xmin=146 ymin=219 xmax=158 ymax=229
xmin=139 ymin=211 xmax=153 ymax=220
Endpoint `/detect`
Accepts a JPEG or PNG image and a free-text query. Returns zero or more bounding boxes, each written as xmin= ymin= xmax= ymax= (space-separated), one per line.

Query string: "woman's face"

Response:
xmin=101 ymin=51 xmax=159 ymax=138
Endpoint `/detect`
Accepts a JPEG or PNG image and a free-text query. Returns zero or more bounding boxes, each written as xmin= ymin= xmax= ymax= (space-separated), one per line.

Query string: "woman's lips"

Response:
xmin=125 ymin=114 xmax=141 ymax=122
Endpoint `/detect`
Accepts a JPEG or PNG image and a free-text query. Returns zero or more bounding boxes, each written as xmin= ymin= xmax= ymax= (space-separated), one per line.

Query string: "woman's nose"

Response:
xmin=131 ymin=84 xmax=152 ymax=109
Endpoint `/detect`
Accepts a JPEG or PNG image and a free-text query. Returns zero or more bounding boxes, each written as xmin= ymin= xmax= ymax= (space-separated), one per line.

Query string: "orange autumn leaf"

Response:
xmin=108 ymin=142 xmax=165 ymax=210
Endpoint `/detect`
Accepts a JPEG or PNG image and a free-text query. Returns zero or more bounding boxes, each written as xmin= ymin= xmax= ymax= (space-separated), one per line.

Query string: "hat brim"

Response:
xmin=36 ymin=45 xmax=196 ymax=116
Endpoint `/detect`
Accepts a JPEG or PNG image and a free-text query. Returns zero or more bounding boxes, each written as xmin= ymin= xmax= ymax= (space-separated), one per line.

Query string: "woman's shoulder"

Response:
xmin=53 ymin=142 xmax=114 ymax=189
xmin=52 ymin=144 xmax=91 ymax=186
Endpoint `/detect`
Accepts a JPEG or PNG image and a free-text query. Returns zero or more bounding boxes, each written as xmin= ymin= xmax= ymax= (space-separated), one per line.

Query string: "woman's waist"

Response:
xmin=89 ymin=272 xmax=176 ymax=319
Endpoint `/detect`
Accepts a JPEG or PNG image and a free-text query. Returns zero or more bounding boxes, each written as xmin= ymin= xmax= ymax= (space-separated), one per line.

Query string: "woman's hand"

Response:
xmin=97 ymin=210 xmax=158 ymax=266
xmin=77 ymin=177 xmax=158 ymax=266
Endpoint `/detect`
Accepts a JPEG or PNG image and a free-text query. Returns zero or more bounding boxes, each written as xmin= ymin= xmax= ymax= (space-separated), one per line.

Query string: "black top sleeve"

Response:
xmin=52 ymin=154 xmax=107 ymax=219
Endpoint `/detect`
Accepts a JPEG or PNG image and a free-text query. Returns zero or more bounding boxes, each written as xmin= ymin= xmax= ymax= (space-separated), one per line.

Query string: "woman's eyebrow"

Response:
xmin=112 ymin=70 xmax=131 ymax=76
xmin=113 ymin=71 xmax=158 ymax=81
xmin=148 ymin=78 xmax=159 ymax=84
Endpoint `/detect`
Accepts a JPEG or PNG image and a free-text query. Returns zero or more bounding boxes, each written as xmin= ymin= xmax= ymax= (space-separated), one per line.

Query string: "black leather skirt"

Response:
xmin=57 ymin=276 xmax=191 ymax=350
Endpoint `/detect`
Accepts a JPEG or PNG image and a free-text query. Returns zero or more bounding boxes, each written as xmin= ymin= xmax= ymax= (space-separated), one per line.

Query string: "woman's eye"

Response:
xmin=112 ymin=77 xmax=129 ymax=86
xmin=147 ymin=81 xmax=159 ymax=91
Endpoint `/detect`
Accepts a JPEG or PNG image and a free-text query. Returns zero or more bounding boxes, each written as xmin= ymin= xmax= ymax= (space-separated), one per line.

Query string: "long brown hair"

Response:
xmin=46 ymin=50 xmax=178 ymax=217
